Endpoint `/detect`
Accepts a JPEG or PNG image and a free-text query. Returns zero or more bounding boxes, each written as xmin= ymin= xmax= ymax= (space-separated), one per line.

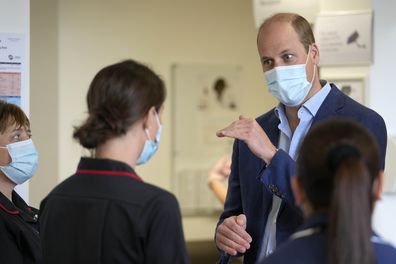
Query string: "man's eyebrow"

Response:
xmin=261 ymin=56 xmax=272 ymax=61
xmin=279 ymin=49 xmax=293 ymax=55
xmin=261 ymin=49 xmax=294 ymax=60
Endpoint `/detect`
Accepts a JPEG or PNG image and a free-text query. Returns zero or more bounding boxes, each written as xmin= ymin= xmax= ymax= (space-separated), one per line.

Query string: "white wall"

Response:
xmin=373 ymin=193 xmax=396 ymax=246
xmin=370 ymin=0 xmax=396 ymax=135
xmin=320 ymin=0 xmax=371 ymax=11
xmin=319 ymin=0 xmax=396 ymax=192
xmin=371 ymin=0 xmax=396 ymax=241
xmin=30 ymin=0 xmax=59 ymax=207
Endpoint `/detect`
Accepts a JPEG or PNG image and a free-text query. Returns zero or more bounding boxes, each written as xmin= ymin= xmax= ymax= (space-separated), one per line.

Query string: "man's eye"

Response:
xmin=282 ymin=54 xmax=293 ymax=61
xmin=262 ymin=59 xmax=273 ymax=66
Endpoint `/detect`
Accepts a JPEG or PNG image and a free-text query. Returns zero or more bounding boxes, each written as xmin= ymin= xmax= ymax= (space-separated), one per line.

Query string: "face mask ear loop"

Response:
xmin=153 ymin=111 xmax=162 ymax=143
xmin=310 ymin=65 xmax=316 ymax=84
xmin=144 ymin=128 xmax=152 ymax=141
xmin=305 ymin=45 xmax=312 ymax=65
xmin=305 ymin=45 xmax=316 ymax=84
xmin=154 ymin=111 xmax=161 ymax=127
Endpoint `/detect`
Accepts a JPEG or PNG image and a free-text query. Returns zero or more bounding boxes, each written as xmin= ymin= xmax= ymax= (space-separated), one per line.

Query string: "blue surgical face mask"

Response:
xmin=136 ymin=112 xmax=162 ymax=165
xmin=0 ymin=139 xmax=39 ymax=185
xmin=264 ymin=46 xmax=316 ymax=107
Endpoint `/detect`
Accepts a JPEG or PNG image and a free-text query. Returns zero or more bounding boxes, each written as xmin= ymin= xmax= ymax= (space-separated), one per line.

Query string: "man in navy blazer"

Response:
xmin=214 ymin=13 xmax=387 ymax=264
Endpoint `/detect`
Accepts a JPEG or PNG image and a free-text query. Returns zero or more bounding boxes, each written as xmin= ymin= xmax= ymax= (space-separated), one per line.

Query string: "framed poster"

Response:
xmin=171 ymin=63 xmax=242 ymax=215
xmin=314 ymin=10 xmax=373 ymax=65
xmin=329 ymin=78 xmax=365 ymax=104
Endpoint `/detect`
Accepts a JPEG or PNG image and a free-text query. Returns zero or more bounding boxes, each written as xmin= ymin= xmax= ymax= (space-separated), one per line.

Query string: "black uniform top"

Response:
xmin=39 ymin=157 xmax=189 ymax=264
xmin=0 ymin=190 xmax=41 ymax=264
xmin=261 ymin=213 xmax=396 ymax=264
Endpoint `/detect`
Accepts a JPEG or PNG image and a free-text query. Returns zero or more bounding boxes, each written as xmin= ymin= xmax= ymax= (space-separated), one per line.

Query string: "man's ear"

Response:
xmin=373 ymin=170 xmax=384 ymax=201
xmin=291 ymin=176 xmax=305 ymax=206
xmin=311 ymin=43 xmax=320 ymax=65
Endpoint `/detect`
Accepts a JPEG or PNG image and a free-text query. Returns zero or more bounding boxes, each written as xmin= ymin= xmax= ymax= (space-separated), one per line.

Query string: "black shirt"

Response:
xmin=0 ymin=190 xmax=41 ymax=264
xmin=39 ymin=157 xmax=189 ymax=264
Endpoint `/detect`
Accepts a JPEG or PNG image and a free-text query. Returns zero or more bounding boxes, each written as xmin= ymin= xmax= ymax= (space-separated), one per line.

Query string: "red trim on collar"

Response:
xmin=0 ymin=202 xmax=20 ymax=215
xmin=76 ymin=169 xmax=143 ymax=182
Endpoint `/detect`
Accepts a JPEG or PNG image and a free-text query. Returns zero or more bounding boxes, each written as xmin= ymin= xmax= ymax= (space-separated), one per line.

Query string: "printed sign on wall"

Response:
xmin=0 ymin=33 xmax=25 ymax=106
xmin=314 ymin=11 xmax=373 ymax=65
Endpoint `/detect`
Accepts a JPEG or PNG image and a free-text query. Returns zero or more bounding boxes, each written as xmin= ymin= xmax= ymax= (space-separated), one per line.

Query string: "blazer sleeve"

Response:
xmin=361 ymin=111 xmax=387 ymax=169
xmin=259 ymin=149 xmax=296 ymax=206
xmin=218 ymin=139 xmax=243 ymax=223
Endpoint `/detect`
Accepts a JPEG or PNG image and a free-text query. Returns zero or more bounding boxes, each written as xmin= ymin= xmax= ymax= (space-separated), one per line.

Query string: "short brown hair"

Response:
xmin=257 ymin=13 xmax=315 ymax=53
xmin=0 ymin=101 xmax=30 ymax=134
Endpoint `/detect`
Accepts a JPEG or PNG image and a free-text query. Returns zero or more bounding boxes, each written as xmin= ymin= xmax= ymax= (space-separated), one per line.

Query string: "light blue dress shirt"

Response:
xmin=257 ymin=82 xmax=331 ymax=262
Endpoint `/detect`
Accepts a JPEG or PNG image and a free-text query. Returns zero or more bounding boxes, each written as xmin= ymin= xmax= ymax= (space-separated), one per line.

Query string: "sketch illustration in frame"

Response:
xmin=330 ymin=78 xmax=365 ymax=105
xmin=171 ymin=63 xmax=242 ymax=215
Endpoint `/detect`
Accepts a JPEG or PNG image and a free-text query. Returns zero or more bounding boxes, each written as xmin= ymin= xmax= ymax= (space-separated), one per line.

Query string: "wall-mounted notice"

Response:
xmin=0 ymin=33 xmax=25 ymax=106
xmin=314 ymin=10 xmax=372 ymax=66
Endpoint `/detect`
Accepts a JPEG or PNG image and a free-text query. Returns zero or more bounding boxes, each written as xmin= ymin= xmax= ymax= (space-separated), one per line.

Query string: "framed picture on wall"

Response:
xmin=171 ymin=63 xmax=243 ymax=215
xmin=329 ymin=78 xmax=365 ymax=105
xmin=314 ymin=10 xmax=373 ymax=65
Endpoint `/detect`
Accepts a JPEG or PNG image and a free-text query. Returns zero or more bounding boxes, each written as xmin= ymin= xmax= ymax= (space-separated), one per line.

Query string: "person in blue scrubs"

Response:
xmin=261 ymin=118 xmax=396 ymax=264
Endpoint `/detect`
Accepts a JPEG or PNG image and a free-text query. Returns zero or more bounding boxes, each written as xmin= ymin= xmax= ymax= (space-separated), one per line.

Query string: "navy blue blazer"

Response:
xmin=217 ymin=84 xmax=387 ymax=263
xmin=260 ymin=213 xmax=396 ymax=264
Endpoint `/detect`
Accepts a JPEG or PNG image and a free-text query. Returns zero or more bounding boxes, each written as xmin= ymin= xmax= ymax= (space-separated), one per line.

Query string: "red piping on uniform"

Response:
xmin=76 ymin=169 xmax=143 ymax=182
xmin=0 ymin=202 xmax=20 ymax=215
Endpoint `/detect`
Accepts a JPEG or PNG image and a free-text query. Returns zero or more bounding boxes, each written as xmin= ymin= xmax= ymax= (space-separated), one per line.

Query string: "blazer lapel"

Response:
xmin=264 ymin=109 xmax=281 ymax=147
xmin=312 ymin=84 xmax=345 ymax=126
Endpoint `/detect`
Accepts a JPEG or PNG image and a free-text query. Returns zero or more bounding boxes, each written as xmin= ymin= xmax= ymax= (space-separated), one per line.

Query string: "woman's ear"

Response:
xmin=291 ymin=176 xmax=305 ymax=206
xmin=142 ymin=106 xmax=156 ymax=129
xmin=373 ymin=170 xmax=384 ymax=201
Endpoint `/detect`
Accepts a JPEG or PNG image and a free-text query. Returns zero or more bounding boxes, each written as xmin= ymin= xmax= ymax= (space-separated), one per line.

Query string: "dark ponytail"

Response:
xmin=297 ymin=118 xmax=380 ymax=264
xmin=327 ymin=145 xmax=375 ymax=264
xmin=73 ymin=59 xmax=165 ymax=149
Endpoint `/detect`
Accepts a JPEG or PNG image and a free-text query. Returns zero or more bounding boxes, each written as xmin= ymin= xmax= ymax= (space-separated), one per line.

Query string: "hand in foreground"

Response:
xmin=217 ymin=115 xmax=277 ymax=164
xmin=215 ymin=214 xmax=252 ymax=256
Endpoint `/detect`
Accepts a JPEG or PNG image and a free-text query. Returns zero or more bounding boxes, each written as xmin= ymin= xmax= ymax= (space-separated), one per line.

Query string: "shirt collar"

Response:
xmin=0 ymin=190 xmax=38 ymax=222
xmin=295 ymin=211 xmax=384 ymax=243
xmin=302 ymin=81 xmax=331 ymax=117
xmin=0 ymin=191 xmax=20 ymax=215
xmin=76 ymin=157 xmax=143 ymax=182
xmin=274 ymin=105 xmax=291 ymax=137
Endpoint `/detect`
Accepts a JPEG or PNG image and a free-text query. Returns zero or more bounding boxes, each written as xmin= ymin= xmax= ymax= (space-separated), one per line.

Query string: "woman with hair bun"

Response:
xmin=39 ymin=60 xmax=189 ymax=264
xmin=261 ymin=118 xmax=396 ymax=264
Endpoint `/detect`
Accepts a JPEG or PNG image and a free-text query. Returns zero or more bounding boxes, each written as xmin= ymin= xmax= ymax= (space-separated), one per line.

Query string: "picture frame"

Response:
xmin=329 ymin=78 xmax=365 ymax=104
